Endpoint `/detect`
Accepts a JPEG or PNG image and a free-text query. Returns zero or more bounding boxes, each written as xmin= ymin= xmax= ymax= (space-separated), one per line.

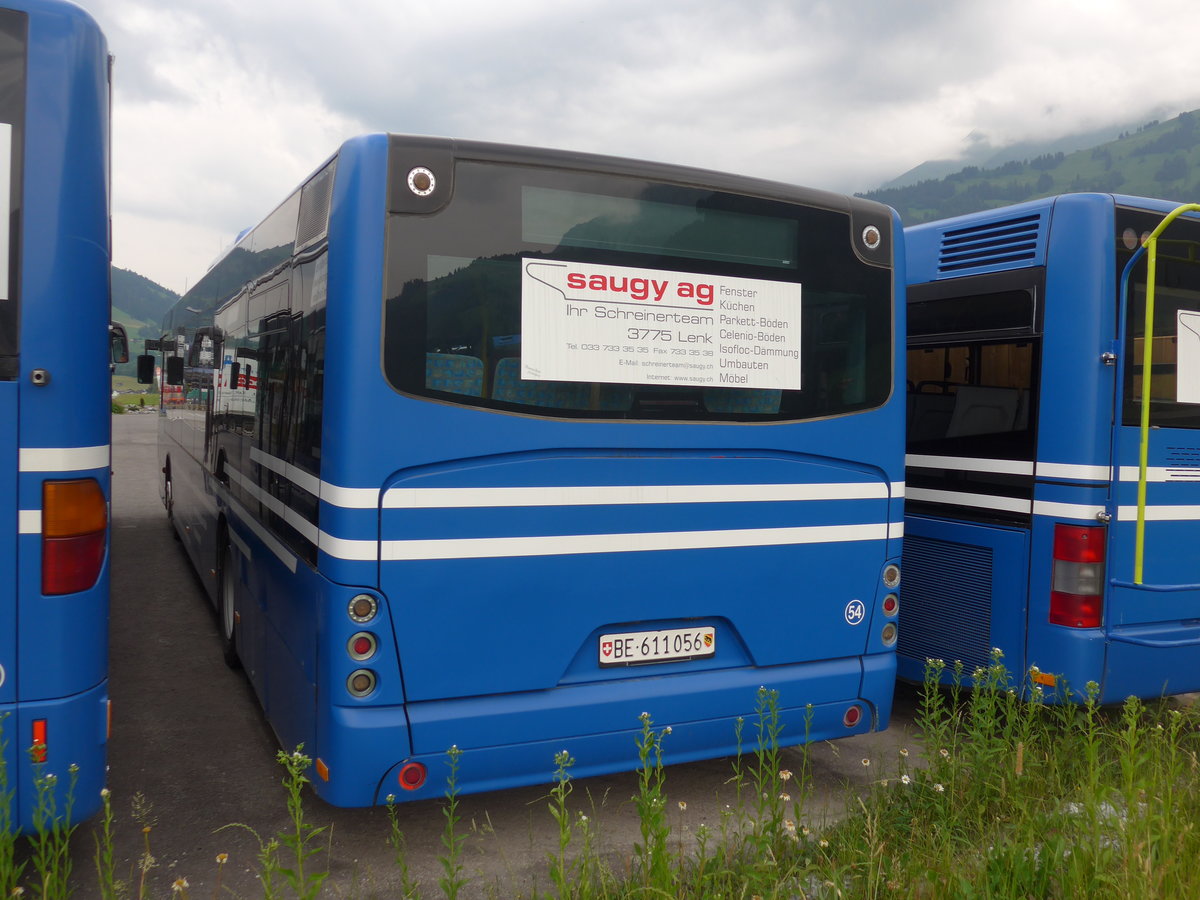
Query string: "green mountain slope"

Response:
xmin=111 ymin=267 xmax=178 ymax=377
xmin=112 ymin=266 xmax=177 ymax=338
xmin=863 ymin=110 xmax=1200 ymax=224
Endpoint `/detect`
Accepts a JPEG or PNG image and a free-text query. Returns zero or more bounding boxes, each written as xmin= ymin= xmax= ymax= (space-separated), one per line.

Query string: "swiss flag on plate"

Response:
xmin=601 ymin=641 xmax=613 ymax=657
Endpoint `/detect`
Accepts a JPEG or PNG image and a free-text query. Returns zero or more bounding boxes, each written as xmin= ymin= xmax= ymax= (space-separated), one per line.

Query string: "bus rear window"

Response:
xmin=382 ymin=159 xmax=891 ymax=422
xmin=522 ymin=186 xmax=799 ymax=270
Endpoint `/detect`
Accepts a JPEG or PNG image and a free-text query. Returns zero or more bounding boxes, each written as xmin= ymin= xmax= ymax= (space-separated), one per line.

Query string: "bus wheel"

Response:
xmin=217 ymin=534 xmax=242 ymax=670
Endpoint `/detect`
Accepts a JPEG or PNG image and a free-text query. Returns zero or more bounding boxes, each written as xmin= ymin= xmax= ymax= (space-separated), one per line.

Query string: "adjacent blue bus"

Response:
xmin=901 ymin=194 xmax=1200 ymax=702
xmin=0 ymin=0 xmax=114 ymax=832
xmin=144 ymin=134 xmax=904 ymax=805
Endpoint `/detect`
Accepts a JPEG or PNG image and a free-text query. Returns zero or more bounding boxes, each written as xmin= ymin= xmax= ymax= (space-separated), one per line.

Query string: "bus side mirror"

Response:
xmin=136 ymin=354 xmax=156 ymax=384
xmin=165 ymin=356 xmax=184 ymax=386
xmin=229 ymin=361 xmax=240 ymax=390
xmin=109 ymin=322 xmax=130 ymax=364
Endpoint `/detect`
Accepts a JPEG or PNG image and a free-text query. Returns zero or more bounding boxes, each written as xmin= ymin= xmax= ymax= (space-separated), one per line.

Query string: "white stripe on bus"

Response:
xmin=906 ymin=454 xmax=1034 ymax=476
xmin=382 ymin=481 xmax=893 ymax=509
xmin=906 ymin=487 xmax=1032 ymax=514
xmin=250 ymin=447 xmax=321 ymax=497
xmin=18 ymin=444 xmax=109 ymax=472
xmin=1031 ymin=500 xmax=1106 ymax=521
xmin=225 ymin=466 xmax=319 ymax=546
xmin=1036 ymin=462 xmax=1111 ymax=481
xmin=905 ymin=455 xmax=1115 ymax=483
xmin=1117 ymin=505 xmax=1200 ymax=522
xmin=218 ymin=485 xmax=298 ymax=574
xmin=1118 ymin=466 xmax=1200 ymax=483
xmin=375 ymin=522 xmax=892 ymax=562
xmin=18 ymin=509 xmax=40 ymax=534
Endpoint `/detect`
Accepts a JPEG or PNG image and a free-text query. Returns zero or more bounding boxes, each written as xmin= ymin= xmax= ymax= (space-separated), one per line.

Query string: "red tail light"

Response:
xmin=42 ymin=479 xmax=107 ymax=595
xmin=1049 ymin=524 xmax=1105 ymax=628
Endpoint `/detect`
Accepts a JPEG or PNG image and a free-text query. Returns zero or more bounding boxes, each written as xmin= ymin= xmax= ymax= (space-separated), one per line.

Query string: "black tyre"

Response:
xmin=216 ymin=535 xmax=242 ymax=669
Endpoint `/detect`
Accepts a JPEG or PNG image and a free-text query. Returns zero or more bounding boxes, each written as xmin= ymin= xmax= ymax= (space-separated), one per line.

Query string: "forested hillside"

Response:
xmin=862 ymin=109 xmax=1200 ymax=223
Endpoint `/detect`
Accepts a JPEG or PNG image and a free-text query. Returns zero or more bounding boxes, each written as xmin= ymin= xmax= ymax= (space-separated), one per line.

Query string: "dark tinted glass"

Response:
xmin=0 ymin=9 xmax=24 ymax=373
xmin=909 ymin=289 xmax=1034 ymax=339
xmin=383 ymin=159 xmax=892 ymax=422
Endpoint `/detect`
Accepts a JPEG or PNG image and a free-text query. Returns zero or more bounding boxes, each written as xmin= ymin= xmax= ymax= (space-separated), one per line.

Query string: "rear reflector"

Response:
xmin=1049 ymin=524 xmax=1105 ymax=628
xmin=42 ymin=479 xmax=107 ymax=595
xmin=32 ymin=719 xmax=47 ymax=762
xmin=399 ymin=762 xmax=426 ymax=790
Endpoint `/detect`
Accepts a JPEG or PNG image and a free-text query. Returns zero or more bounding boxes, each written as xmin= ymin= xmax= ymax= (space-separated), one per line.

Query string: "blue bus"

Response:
xmin=143 ymin=134 xmax=904 ymax=805
xmin=901 ymin=194 xmax=1200 ymax=702
xmin=0 ymin=0 xmax=114 ymax=832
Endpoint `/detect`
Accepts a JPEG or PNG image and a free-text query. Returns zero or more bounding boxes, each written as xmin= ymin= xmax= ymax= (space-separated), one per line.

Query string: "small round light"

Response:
xmin=347 ymin=668 xmax=376 ymax=697
xmin=348 ymin=632 xmax=377 ymax=661
xmin=408 ymin=166 xmax=436 ymax=196
xmin=348 ymin=594 xmax=378 ymax=623
xmin=882 ymin=593 xmax=899 ymax=616
xmin=399 ymin=761 xmax=427 ymax=791
xmin=843 ymin=705 xmax=863 ymax=728
xmin=881 ymin=622 xmax=898 ymax=646
xmin=1121 ymin=227 xmax=1139 ymax=250
xmin=861 ymin=224 xmax=882 ymax=250
xmin=882 ymin=564 xmax=901 ymax=588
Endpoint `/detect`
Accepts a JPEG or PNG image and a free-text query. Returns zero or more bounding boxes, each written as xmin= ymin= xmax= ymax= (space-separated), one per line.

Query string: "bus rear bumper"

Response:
xmin=0 ymin=682 xmax=108 ymax=833
xmin=1103 ymin=623 xmax=1200 ymax=702
xmin=313 ymin=652 xmax=895 ymax=807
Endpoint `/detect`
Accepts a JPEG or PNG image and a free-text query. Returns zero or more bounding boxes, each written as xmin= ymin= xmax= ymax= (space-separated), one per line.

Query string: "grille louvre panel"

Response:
xmin=296 ymin=162 xmax=336 ymax=252
xmin=1166 ymin=445 xmax=1200 ymax=480
xmin=898 ymin=534 xmax=993 ymax=674
xmin=938 ymin=214 xmax=1043 ymax=275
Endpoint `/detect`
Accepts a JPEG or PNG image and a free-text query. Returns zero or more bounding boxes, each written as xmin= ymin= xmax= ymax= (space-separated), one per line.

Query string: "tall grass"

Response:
xmin=4 ymin=662 xmax=1200 ymax=897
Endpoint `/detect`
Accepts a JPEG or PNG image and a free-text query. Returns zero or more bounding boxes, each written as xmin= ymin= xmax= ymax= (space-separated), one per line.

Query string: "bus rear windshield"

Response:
xmin=382 ymin=160 xmax=892 ymax=422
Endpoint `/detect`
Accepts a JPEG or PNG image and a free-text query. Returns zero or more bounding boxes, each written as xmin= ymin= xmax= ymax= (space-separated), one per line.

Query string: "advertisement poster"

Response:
xmin=1179 ymin=310 xmax=1200 ymax=404
xmin=520 ymin=259 xmax=802 ymax=391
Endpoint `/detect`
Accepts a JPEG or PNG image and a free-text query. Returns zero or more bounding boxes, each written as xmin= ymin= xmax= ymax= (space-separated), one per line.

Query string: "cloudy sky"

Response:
xmin=84 ymin=0 xmax=1200 ymax=295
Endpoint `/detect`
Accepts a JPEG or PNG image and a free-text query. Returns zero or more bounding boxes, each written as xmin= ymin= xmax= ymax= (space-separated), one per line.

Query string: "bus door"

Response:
xmin=901 ymin=278 xmax=1041 ymax=684
xmin=1106 ymin=212 xmax=1200 ymax=698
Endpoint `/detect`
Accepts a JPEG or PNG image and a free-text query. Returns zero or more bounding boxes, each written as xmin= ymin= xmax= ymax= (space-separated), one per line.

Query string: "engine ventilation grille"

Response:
xmin=937 ymin=213 xmax=1044 ymax=275
xmin=898 ymin=534 xmax=993 ymax=675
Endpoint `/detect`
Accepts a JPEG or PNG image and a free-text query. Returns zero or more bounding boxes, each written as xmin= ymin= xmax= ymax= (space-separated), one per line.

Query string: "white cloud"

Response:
xmin=85 ymin=0 xmax=1200 ymax=292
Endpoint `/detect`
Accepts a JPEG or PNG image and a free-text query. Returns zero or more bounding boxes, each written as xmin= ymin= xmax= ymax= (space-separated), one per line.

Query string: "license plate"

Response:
xmin=598 ymin=626 xmax=716 ymax=666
